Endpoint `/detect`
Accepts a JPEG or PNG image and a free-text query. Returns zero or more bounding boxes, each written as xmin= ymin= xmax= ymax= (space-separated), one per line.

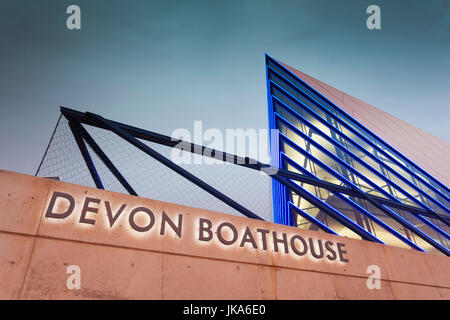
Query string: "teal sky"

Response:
xmin=0 ymin=0 xmax=449 ymax=175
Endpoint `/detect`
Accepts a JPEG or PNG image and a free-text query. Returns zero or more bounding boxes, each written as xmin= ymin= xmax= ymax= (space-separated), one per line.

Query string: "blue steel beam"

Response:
xmin=275 ymin=112 xmax=450 ymax=239
xmin=271 ymin=173 xmax=384 ymax=243
xmin=270 ymin=92 xmax=450 ymax=233
xmin=288 ymin=201 xmax=338 ymax=235
xmin=278 ymin=132 xmax=449 ymax=255
xmin=282 ymin=153 xmax=426 ymax=252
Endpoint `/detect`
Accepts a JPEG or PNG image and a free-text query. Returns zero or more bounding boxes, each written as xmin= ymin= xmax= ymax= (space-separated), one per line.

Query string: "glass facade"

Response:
xmin=266 ymin=55 xmax=450 ymax=256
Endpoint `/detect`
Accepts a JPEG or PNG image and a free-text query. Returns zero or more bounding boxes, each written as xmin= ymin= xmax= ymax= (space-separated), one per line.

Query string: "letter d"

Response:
xmin=45 ymin=191 xmax=75 ymax=219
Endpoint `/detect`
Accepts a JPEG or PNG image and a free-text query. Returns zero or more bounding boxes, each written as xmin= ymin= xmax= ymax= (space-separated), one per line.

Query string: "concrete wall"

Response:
xmin=0 ymin=170 xmax=449 ymax=299
xmin=281 ymin=62 xmax=450 ymax=187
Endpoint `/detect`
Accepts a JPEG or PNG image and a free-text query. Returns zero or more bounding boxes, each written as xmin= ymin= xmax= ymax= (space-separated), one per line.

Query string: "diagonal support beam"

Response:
xmin=68 ymin=121 xmax=104 ymax=190
xmin=71 ymin=121 xmax=137 ymax=196
xmin=84 ymin=111 xmax=264 ymax=221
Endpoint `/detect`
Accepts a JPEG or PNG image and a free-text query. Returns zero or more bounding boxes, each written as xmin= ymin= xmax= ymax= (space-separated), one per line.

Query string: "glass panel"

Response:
xmin=289 ymin=202 xmax=332 ymax=233
xmin=286 ymin=161 xmax=441 ymax=253
xmin=341 ymin=195 xmax=434 ymax=252
xmin=385 ymin=207 xmax=450 ymax=254
xmin=425 ymin=217 xmax=450 ymax=236
xmin=288 ymin=193 xmax=362 ymax=240
xmin=282 ymin=141 xmax=380 ymax=195
xmin=290 ymin=177 xmax=417 ymax=250
xmin=278 ymin=120 xmax=420 ymax=206
xmin=271 ymin=83 xmax=450 ymax=211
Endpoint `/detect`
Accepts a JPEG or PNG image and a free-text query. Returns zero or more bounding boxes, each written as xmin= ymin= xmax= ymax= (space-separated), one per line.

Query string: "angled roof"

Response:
xmin=279 ymin=60 xmax=450 ymax=187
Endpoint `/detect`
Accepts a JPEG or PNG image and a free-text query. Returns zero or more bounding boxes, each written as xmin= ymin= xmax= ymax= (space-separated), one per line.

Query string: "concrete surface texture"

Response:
xmin=0 ymin=170 xmax=449 ymax=299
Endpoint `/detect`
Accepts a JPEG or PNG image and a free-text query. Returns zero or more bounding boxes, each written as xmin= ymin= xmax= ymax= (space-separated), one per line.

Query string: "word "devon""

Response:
xmin=44 ymin=191 xmax=349 ymax=263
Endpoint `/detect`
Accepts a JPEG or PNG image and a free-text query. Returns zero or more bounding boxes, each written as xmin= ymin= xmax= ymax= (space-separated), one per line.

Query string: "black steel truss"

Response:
xmin=55 ymin=106 xmax=449 ymax=232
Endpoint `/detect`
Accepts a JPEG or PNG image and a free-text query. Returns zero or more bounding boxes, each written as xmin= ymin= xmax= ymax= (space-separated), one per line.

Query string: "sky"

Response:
xmin=0 ymin=0 xmax=449 ymax=175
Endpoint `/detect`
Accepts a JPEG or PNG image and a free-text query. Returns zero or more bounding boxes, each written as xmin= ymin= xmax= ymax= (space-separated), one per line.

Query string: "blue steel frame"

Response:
xmin=278 ymin=132 xmax=447 ymax=254
xmin=275 ymin=109 xmax=450 ymax=237
xmin=267 ymin=64 xmax=450 ymax=206
xmin=281 ymin=153 xmax=426 ymax=252
xmin=266 ymin=54 xmax=449 ymax=199
xmin=270 ymin=81 xmax=450 ymax=215
xmin=288 ymin=202 xmax=338 ymax=235
xmin=265 ymin=54 xmax=449 ymax=256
